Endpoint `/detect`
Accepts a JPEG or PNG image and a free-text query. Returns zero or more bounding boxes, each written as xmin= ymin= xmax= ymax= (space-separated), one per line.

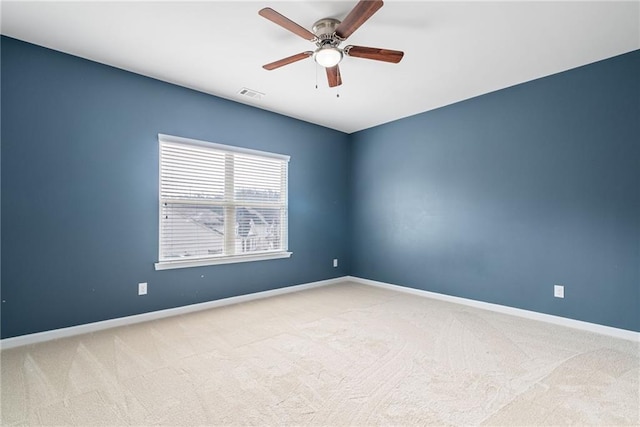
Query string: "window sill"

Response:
xmin=154 ymin=251 xmax=292 ymax=270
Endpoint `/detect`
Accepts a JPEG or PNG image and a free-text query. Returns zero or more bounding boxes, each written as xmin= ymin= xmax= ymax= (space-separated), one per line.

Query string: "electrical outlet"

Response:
xmin=333 ymin=258 xmax=338 ymax=268
xmin=138 ymin=282 xmax=147 ymax=296
xmin=554 ymin=284 xmax=564 ymax=298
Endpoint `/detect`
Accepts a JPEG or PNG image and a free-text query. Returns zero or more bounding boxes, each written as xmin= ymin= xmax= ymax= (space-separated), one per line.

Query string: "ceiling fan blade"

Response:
xmin=263 ymin=52 xmax=313 ymax=70
xmin=259 ymin=8 xmax=316 ymax=41
xmin=335 ymin=0 xmax=384 ymax=40
xmin=344 ymin=45 xmax=404 ymax=63
xmin=326 ymin=65 xmax=342 ymax=87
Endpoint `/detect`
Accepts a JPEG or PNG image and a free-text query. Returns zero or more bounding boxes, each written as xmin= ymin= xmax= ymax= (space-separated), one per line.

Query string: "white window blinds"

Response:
xmin=155 ymin=134 xmax=290 ymax=270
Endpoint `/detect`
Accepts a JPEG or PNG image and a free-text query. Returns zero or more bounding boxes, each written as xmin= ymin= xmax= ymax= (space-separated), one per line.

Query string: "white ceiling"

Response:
xmin=2 ymin=1 xmax=638 ymax=133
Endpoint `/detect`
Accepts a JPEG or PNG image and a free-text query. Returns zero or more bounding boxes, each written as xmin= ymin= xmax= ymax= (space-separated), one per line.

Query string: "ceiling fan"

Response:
xmin=259 ymin=0 xmax=404 ymax=88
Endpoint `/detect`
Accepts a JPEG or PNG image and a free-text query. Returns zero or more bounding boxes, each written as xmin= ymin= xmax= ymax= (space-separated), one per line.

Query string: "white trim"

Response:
xmin=346 ymin=276 xmax=640 ymax=342
xmin=0 ymin=276 xmax=345 ymax=350
xmin=4 ymin=276 xmax=637 ymax=349
xmin=155 ymin=251 xmax=292 ymax=270
xmin=158 ymin=133 xmax=290 ymax=161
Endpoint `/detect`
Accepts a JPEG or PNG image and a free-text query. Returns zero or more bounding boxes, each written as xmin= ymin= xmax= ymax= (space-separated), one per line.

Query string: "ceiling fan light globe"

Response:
xmin=314 ymin=47 xmax=342 ymax=68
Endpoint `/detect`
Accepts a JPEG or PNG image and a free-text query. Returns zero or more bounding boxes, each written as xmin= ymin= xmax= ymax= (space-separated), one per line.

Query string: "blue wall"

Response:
xmin=350 ymin=51 xmax=639 ymax=332
xmin=2 ymin=36 xmax=638 ymax=339
xmin=1 ymin=37 xmax=351 ymax=339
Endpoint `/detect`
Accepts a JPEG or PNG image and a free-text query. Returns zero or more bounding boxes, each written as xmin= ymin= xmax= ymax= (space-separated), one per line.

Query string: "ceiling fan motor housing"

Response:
xmin=312 ymin=18 xmax=343 ymax=67
xmin=312 ymin=18 xmax=341 ymax=36
xmin=313 ymin=18 xmax=342 ymax=46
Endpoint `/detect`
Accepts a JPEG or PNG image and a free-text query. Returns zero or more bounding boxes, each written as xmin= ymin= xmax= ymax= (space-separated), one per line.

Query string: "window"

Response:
xmin=155 ymin=134 xmax=291 ymax=270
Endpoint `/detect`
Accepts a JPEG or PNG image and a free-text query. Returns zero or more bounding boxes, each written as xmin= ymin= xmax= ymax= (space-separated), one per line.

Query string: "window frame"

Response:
xmin=154 ymin=134 xmax=292 ymax=271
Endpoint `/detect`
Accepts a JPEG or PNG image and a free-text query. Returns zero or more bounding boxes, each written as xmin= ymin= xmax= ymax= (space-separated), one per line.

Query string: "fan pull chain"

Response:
xmin=315 ymin=63 xmax=318 ymax=89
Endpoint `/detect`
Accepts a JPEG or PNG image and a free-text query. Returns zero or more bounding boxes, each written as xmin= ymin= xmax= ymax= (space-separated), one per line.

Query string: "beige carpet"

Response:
xmin=1 ymin=281 xmax=638 ymax=426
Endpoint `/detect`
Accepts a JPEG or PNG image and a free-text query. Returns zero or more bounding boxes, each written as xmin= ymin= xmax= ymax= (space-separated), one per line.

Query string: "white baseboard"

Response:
xmin=346 ymin=276 xmax=640 ymax=342
xmin=0 ymin=276 xmax=347 ymax=350
xmin=3 ymin=275 xmax=637 ymax=349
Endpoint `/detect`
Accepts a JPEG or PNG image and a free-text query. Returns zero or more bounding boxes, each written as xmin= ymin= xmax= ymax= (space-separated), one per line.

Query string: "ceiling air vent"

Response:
xmin=237 ymin=87 xmax=265 ymax=100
